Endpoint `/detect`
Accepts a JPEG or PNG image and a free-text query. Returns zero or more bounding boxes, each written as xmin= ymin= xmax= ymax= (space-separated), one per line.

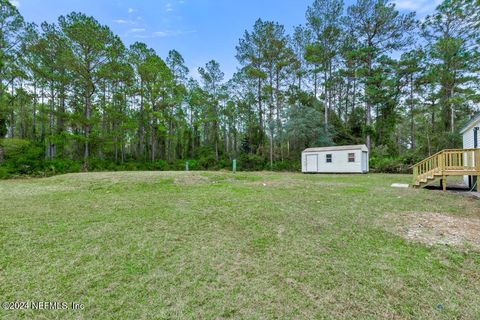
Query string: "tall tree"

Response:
xmin=306 ymin=0 xmax=344 ymax=129
xmin=236 ymin=19 xmax=269 ymax=152
xmin=198 ymin=60 xmax=224 ymax=161
xmin=140 ymin=53 xmax=174 ymax=162
xmin=345 ymin=0 xmax=415 ymax=150
xmin=422 ymin=0 xmax=480 ymax=133
xmin=0 ymin=0 xmax=24 ymax=138
xmin=59 ymin=12 xmax=116 ymax=170
xmin=128 ymin=42 xmax=155 ymax=160
xmin=398 ymin=49 xmax=425 ymax=150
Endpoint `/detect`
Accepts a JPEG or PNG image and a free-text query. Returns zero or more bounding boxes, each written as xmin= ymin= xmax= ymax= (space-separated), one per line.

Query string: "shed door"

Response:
xmin=361 ymin=152 xmax=368 ymax=172
xmin=306 ymin=154 xmax=318 ymax=172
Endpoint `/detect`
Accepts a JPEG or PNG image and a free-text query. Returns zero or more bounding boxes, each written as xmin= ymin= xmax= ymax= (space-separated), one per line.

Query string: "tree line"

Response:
xmin=0 ymin=0 xmax=479 ymax=176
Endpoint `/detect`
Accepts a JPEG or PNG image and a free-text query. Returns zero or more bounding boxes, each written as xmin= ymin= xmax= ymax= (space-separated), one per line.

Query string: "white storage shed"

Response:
xmin=460 ymin=114 xmax=480 ymax=187
xmin=302 ymin=144 xmax=369 ymax=173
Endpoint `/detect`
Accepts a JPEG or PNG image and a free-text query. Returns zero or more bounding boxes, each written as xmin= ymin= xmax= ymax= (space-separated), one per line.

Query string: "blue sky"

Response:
xmin=12 ymin=0 xmax=440 ymax=80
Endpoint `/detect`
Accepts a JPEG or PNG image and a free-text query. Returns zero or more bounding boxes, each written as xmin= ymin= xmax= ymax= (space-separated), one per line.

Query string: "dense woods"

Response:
xmin=0 ymin=0 xmax=479 ymax=177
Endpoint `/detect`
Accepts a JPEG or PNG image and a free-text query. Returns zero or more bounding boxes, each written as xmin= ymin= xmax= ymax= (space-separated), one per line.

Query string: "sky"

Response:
xmin=11 ymin=0 xmax=441 ymax=80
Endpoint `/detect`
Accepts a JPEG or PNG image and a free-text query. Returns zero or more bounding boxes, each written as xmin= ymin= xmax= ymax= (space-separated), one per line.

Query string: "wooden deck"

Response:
xmin=412 ymin=149 xmax=480 ymax=191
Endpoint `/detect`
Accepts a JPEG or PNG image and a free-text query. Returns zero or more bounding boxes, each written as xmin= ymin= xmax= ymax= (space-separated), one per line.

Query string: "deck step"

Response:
xmin=412 ymin=148 xmax=480 ymax=190
xmin=413 ymin=174 xmax=440 ymax=188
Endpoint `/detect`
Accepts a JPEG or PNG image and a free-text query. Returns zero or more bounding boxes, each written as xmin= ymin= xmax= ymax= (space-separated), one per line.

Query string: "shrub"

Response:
xmin=123 ymin=162 xmax=141 ymax=171
xmin=0 ymin=166 xmax=10 ymax=179
xmin=0 ymin=139 xmax=44 ymax=175
xmin=370 ymin=157 xmax=410 ymax=173
xmin=45 ymin=159 xmax=82 ymax=175
xmin=185 ymin=159 xmax=199 ymax=170
xmin=152 ymin=160 xmax=168 ymax=171
xmin=399 ymin=150 xmax=425 ymax=167
xmin=271 ymin=160 xmax=301 ymax=172
xmin=0 ymin=138 xmax=31 ymax=158
xmin=89 ymin=158 xmax=117 ymax=171
xmin=218 ymin=158 xmax=231 ymax=169
xmin=195 ymin=146 xmax=219 ymax=170
xmin=198 ymin=154 xmax=217 ymax=170
xmin=238 ymin=154 xmax=265 ymax=171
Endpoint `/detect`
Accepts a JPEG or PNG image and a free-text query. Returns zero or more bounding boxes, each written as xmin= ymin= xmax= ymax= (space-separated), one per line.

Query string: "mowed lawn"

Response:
xmin=1 ymin=172 xmax=479 ymax=319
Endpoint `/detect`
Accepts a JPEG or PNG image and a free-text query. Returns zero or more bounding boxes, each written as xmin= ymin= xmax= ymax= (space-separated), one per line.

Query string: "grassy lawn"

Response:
xmin=1 ymin=171 xmax=479 ymax=319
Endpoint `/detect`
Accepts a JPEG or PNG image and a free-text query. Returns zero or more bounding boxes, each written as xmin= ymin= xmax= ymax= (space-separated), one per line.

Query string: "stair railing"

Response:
xmin=412 ymin=148 xmax=480 ymax=185
xmin=412 ymin=149 xmax=444 ymax=183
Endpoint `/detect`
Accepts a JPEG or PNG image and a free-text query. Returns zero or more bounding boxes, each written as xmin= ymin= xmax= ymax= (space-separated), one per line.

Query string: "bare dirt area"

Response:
xmin=383 ymin=211 xmax=480 ymax=251
xmin=173 ymin=173 xmax=210 ymax=186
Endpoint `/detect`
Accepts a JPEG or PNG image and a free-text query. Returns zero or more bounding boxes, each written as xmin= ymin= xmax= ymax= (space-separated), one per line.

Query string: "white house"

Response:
xmin=302 ymin=144 xmax=369 ymax=173
xmin=460 ymin=114 xmax=480 ymax=187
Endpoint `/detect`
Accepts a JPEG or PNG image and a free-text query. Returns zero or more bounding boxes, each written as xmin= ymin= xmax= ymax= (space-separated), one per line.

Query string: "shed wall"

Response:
xmin=302 ymin=149 xmax=366 ymax=173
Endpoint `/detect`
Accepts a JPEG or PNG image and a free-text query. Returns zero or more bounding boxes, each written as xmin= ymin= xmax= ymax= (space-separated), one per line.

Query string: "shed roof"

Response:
xmin=460 ymin=113 xmax=480 ymax=134
xmin=303 ymin=144 xmax=368 ymax=153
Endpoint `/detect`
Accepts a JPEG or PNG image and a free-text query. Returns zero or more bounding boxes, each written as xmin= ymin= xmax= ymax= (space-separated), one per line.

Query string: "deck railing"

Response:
xmin=412 ymin=149 xmax=480 ymax=186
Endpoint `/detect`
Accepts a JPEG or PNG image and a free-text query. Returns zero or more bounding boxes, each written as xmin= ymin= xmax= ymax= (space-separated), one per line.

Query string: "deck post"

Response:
xmin=440 ymin=152 xmax=444 ymax=173
xmin=442 ymin=176 xmax=447 ymax=192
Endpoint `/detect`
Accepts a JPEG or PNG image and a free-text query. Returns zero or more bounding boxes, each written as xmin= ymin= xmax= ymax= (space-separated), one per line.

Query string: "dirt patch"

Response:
xmin=248 ymin=178 xmax=354 ymax=188
xmin=173 ymin=174 xmax=210 ymax=186
xmin=249 ymin=178 xmax=301 ymax=187
xmin=383 ymin=212 xmax=480 ymax=251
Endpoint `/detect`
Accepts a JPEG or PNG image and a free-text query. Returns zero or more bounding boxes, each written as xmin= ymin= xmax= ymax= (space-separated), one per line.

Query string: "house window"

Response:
xmin=348 ymin=153 xmax=355 ymax=163
xmin=326 ymin=154 xmax=332 ymax=163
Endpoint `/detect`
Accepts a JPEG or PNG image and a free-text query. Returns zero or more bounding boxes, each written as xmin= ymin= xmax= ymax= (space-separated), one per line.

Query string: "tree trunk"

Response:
xmin=48 ymin=85 xmax=56 ymax=159
xmin=257 ymin=77 xmax=264 ymax=155
xmin=9 ymin=80 xmax=15 ymax=138
xmin=410 ymin=74 xmax=415 ymax=149
xmin=450 ymin=86 xmax=455 ymax=133
xmin=269 ymin=71 xmax=274 ymax=168
xmin=275 ymin=70 xmax=283 ymax=162
xmin=40 ymin=88 xmax=45 ymax=143
xmin=84 ymin=93 xmax=91 ymax=171
xmin=352 ymin=68 xmax=357 ymax=113
xmin=365 ymin=55 xmax=373 ymax=151
xmin=324 ymin=69 xmax=328 ymax=130
xmin=32 ymin=82 xmax=37 ymax=140
xmin=151 ymin=117 xmax=156 ymax=163
xmin=257 ymin=78 xmax=263 ymax=133
xmin=139 ymin=80 xmax=145 ymax=160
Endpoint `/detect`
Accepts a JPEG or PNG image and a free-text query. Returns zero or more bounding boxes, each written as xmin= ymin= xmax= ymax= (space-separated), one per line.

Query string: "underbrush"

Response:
xmin=1 ymin=138 xmax=432 ymax=179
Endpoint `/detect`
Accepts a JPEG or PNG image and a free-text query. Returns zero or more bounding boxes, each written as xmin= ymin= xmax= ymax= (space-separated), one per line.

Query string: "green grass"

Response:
xmin=1 ymin=171 xmax=479 ymax=319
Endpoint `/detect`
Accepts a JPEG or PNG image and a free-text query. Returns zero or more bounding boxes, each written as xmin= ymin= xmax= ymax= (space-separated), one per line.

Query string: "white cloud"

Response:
xmin=114 ymin=18 xmax=141 ymax=25
xmin=10 ymin=0 xmax=20 ymax=7
xmin=393 ymin=0 xmax=442 ymax=14
xmin=165 ymin=2 xmax=174 ymax=12
xmin=129 ymin=28 xmax=185 ymax=39
xmin=153 ymin=31 xmax=168 ymax=37
xmin=153 ymin=29 xmax=195 ymax=38
xmin=128 ymin=7 xmax=136 ymax=13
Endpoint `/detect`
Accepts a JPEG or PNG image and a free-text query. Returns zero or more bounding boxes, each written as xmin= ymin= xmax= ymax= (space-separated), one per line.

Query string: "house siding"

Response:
xmin=462 ymin=118 xmax=480 ymax=185
xmin=463 ymin=128 xmax=474 ymax=149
